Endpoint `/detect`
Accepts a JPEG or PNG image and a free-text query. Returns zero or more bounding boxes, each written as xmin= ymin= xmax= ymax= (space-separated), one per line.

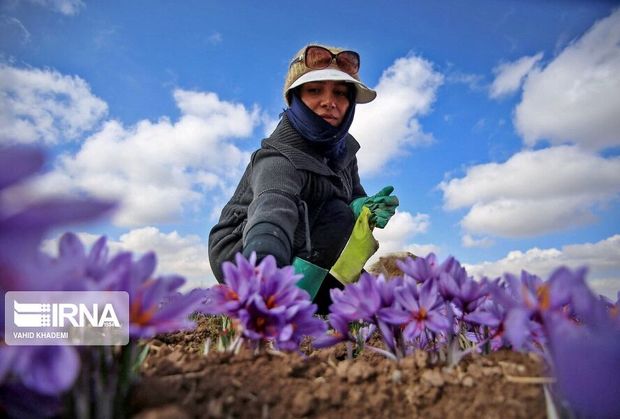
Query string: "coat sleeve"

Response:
xmin=350 ymin=157 xmax=367 ymax=201
xmin=242 ymin=149 xmax=305 ymax=266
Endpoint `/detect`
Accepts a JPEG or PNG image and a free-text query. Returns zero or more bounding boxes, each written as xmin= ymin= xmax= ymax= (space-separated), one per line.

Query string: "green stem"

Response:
xmin=114 ymin=341 xmax=137 ymax=419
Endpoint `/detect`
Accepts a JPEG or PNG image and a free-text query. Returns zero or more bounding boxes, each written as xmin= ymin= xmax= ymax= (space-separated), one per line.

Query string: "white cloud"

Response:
xmin=207 ymin=32 xmax=223 ymax=45
xmin=464 ymin=234 xmax=620 ymax=298
xmin=0 ymin=64 xmax=108 ymax=144
xmin=350 ymin=55 xmax=443 ymax=175
xmin=515 ymin=9 xmax=620 ymax=151
xmin=24 ymin=0 xmax=85 ymax=15
xmin=489 ymin=52 xmax=543 ymax=99
xmin=367 ymin=210 xmax=435 ymax=266
xmin=33 ymin=88 xmax=258 ymax=226
xmin=462 ymin=234 xmax=494 ymax=248
xmin=43 ymin=227 xmax=216 ymax=290
xmin=439 ymin=146 xmax=620 ymax=237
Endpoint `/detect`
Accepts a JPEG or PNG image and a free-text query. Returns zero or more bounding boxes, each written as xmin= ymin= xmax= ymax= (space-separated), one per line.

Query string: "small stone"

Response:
xmin=335 ymin=360 xmax=351 ymax=378
xmin=292 ymin=392 xmax=314 ymax=417
xmin=421 ymin=369 xmax=445 ymax=387
xmin=461 ymin=376 xmax=474 ymax=387
xmin=391 ymin=369 xmax=403 ymax=384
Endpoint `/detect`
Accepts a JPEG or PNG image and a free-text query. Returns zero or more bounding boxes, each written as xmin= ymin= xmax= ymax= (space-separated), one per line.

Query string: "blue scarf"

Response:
xmin=284 ymin=92 xmax=356 ymax=163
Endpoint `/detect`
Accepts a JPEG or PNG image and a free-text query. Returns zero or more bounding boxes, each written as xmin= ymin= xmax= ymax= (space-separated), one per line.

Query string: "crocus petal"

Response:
xmin=132 ymin=252 xmax=157 ymax=284
xmin=0 ymin=146 xmax=44 ymax=190
xmin=465 ymin=310 xmax=501 ymax=328
xmin=376 ymin=319 xmax=396 ymax=352
xmin=378 ymin=307 xmax=410 ymax=325
xmin=426 ymin=310 xmax=451 ymax=333
xmin=549 ymin=321 xmax=620 ymax=418
xmin=20 ymin=346 xmax=80 ymax=396
xmin=58 ymin=232 xmax=86 ymax=260
xmin=504 ymin=308 xmax=531 ymax=350
xmin=402 ymin=320 xmax=423 ymax=341
xmin=313 ymin=334 xmax=346 ymax=349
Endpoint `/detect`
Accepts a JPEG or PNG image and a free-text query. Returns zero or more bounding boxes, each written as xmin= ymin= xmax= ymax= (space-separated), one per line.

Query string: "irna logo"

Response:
xmin=5 ymin=291 xmax=129 ymax=346
xmin=13 ymin=300 xmax=121 ymax=328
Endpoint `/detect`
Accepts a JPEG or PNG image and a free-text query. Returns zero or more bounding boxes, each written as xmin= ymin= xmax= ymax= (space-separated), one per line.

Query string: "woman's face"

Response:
xmin=298 ymin=81 xmax=350 ymax=127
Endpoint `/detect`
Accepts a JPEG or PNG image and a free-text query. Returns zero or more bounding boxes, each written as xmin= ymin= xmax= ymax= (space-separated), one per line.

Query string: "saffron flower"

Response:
xmin=204 ymin=253 xmax=324 ymax=351
xmin=437 ymin=259 xmax=487 ymax=315
xmin=277 ymin=300 xmax=327 ymax=351
xmin=497 ymin=267 xmax=584 ymax=350
xmin=313 ymin=313 xmax=354 ymax=348
xmin=329 ymin=272 xmax=383 ymax=322
xmin=396 ymin=252 xmax=441 ymax=283
xmin=380 ymin=277 xmax=451 ymax=342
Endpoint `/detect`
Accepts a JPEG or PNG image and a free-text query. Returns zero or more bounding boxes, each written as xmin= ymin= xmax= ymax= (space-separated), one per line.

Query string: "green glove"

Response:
xmin=330 ymin=206 xmax=379 ymax=285
xmin=293 ymin=257 xmax=328 ymax=300
xmin=350 ymin=186 xmax=399 ymax=229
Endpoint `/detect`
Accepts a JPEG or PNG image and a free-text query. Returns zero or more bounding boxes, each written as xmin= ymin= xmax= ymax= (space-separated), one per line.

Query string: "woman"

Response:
xmin=208 ymin=44 xmax=398 ymax=311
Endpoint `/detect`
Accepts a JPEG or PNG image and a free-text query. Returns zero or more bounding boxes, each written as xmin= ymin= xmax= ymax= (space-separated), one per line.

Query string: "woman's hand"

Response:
xmin=350 ymin=186 xmax=399 ymax=229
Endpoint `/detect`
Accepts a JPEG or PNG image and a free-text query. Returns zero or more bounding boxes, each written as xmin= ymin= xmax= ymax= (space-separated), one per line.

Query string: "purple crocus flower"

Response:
xmin=201 ymin=253 xmax=265 ymax=316
xmin=111 ymin=253 xmax=205 ymax=339
xmin=254 ymin=259 xmax=306 ymax=316
xmin=396 ymin=253 xmax=441 ymax=284
xmin=277 ymin=300 xmax=327 ymax=351
xmin=437 ymin=259 xmax=487 ymax=315
xmin=379 ymin=278 xmax=450 ymax=342
xmin=329 ymin=272 xmax=382 ymax=322
xmin=498 ymin=267 xmax=584 ymax=350
xmin=313 ymin=313 xmax=354 ymax=348
xmin=204 ymin=253 xmax=321 ymax=351
xmin=238 ymin=295 xmax=283 ymax=341
xmin=45 ymin=233 xmax=206 ymax=339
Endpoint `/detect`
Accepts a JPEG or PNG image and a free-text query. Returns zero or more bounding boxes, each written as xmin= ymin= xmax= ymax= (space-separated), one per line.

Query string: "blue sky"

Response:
xmin=1 ymin=0 xmax=619 ymax=297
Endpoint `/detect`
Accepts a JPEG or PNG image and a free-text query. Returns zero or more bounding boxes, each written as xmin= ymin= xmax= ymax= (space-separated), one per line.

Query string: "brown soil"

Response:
xmin=130 ymin=315 xmax=547 ymax=419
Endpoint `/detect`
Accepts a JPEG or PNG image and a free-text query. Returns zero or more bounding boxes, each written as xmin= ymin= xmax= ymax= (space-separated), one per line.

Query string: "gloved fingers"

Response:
xmin=370 ymin=195 xmax=399 ymax=206
xmin=374 ymin=216 xmax=389 ymax=229
xmin=371 ymin=200 xmax=399 ymax=212
xmin=373 ymin=185 xmax=394 ymax=198
xmin=374 ymin=207 xmax=396 ymax=217
xmin=372 ymin=208 xmax=395 ymax=229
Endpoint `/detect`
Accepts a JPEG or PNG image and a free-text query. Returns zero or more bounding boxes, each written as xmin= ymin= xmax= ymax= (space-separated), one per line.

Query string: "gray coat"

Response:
xmin=208 ymin=115 xmax=366 ymax=281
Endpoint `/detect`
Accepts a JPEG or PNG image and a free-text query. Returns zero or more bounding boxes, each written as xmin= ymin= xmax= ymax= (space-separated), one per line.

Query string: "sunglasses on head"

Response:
xmin=290 ymin=45 xmax=360 ymax=76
